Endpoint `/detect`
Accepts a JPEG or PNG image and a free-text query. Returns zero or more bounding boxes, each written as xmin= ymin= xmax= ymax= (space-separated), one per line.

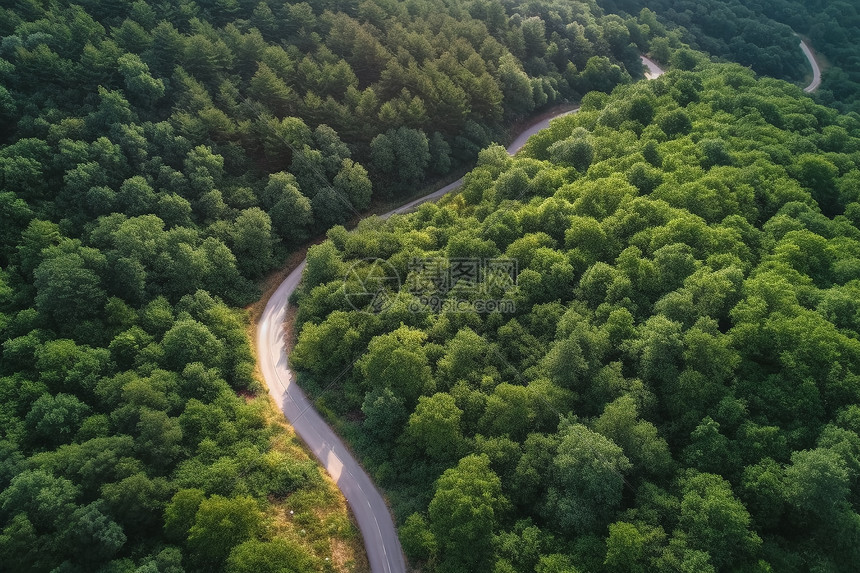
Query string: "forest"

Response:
xmin=2 ymin=0 xmax=860 ymax=571
xmin=0 ymin=0 xmax=677 ymax=571
xmin=758 ymin=0 xmax=860 ymax=115
xmin=292 ymin=61 xmax=860 ymax=571
xmin=597 ymin=0 xmax=860 ymax=115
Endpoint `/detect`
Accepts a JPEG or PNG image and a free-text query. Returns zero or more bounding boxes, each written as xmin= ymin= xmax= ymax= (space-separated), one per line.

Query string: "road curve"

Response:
xmin=387 ymin=108 xmax=579 ymax=218
xmin=799 ymin=38 xmax=822 ymax=93
xmin=256 ymin=59 xmax=665 ymax=573
xmin=641 ymin=55 xmax=664 ymax=80
xmin=254 ymin=110 xmax=571 ymax=573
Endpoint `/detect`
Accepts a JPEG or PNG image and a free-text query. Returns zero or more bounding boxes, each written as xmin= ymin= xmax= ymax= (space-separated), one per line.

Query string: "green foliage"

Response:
xmin=5 ymin=0 xmax=860 ymax=570
xmin=543 ymin=423 xmax=632 ymax=534
xmin=547 ymin=127 xmax=594 ymax=172
xmin=619 ymin=0 xmax=860 ymax=114
xmin=599 ymin=0 xmax=806 ymax=79
xmin=677 ymin=471 xmax=761 ymax=569
xmin=186 ymin=495 xmax=264 ymax=568
xmin=403 ymin=393 xmax=467 ymax=464
xmin=784 ymin=448 xmax=851 ymax=521
xmin=371 ymin=127 xmax=431 ymax=197
xmin=428 ymin=454 xmax=507 ymax=573
xmin=24 ymin=393 xmax=90 ymax=448
xmin=33 ymin=250 xmax=106 ymax=329
xmin=230 ymin=207 xmax=274 ymax=278
xmin=226 ymin=538 xmax=317 ymax=573
xmin=293 ymin=63 xmax=860 ymax=572
xmin=400 ymin=512 xmax=437 ymax=562
xmin=162 ymin=318 xmax=224 ymax=372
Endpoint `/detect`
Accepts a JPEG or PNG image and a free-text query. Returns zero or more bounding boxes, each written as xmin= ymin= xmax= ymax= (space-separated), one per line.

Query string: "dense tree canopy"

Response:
xmin=597 ymin=0 xmax=860 ymax=114
xmin=0 ymin=0 xmax=686 ymax=568
xmin=293 ymin=61 xmax=860 ymax=572
xmin=3 ymin=0 xmax=860 ymax=570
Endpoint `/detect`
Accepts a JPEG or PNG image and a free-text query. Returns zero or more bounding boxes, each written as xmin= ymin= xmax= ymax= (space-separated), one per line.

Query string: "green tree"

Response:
xmin=791 ymin=154 xmax=840 ymax=216
xmin=264 ymin=172 xmax=313 ymax=246
xmin=231 ymin=207 xmax=274 ymax=278
xmin=357 ymin=326 xmax=432 ymax=406
xmin=310 ymin=185 xmax=353 ymax=229
xmin=135 ymin=408 xmax=183 ymax=469
xmin=700 ymin=138 xmax=732 ymax=169
xmin=740 ymin=457 xmax=786 ymax=529
xmin=226 ymin=538 xmax=316 ymax=573
xmin=164 ymin=488 xmax=205 ymax=542
xmin=399 ymin=513 xmax=437 ymax=563
xmin=25 ymin=393 xmax=90 ymax=448
xmin=101 ymin=472 xmax=172 ymax=535
xmin=604 ymin=521 xmax=665 ymax=573
xmin=428 ymin=131 xmax=452 ymax=175
xmin=117 ymin=175 xmax=157 ymax=216
xmin=161 ymin=319 xmax=224 ymax=372
xmin=291 ymin=311 xmax=362 ymax=375
xmin=547 ymin=127 xmax=594 ymax=172
xmin=62 ymin=501 xmax=126 ymax=563
xmin=184 ymin=145 xmax=224 ymax=198
xmin=85 ymin=87 xmax=134 ymax=137
xmin=361 ymin=387 xmax=408 ymax=441
xmin=249 ymin=62 xmax=297 ymax=116
xmin=682 ymin=416 xmax=731 ymax=476
xmin=580 ymin=56 xmax=625 ymax=93
xmin=784 ymin=447 xmax=851 ymax=521
xmin=436 ymin=327 xmax=493 ymax=387
xmin=593 ymin=395 xmax=673 ymax=477
xmin=0 ymin=513 xmax=45 ymax=571
xmin=15 ymin=219 xmax=60 ymax=279
xmin=370 ymin=126 xmax=430 ymax=196
xmin=677 ymin=471 xmax=761 ymax=570
xmin=658 ymin=109 xmax=692 ymax=137
xmin=0 ymin=192 xmax=34 ymax=264
xmin=478 ymin=383 xmax=535 ymax=441
xmin=187 ymin=495 xmax=264 ymax=568
xmin=333 ymin=158 xmax=372 ymax=211
xmin=118 ymin=52 xmax=165 ymax=107
xmin=498 ymin=53 xmax=534 ymax=118
xmin=543 ymin=423 xmax=631 ymax=534
xmin=300 ymin=241 xmax=344 ymax=291
xmin=428 ymin=454 xmax=507 ymax=573
xmin=403 ymin=393 xmax=466 ymax=463
xmin=35 ymin=338 xmax=110 ymax=394
xmin=34 ymin=251 xmax=105 ymax=328
xmin=0 ymin=469 xmax=79 ymax=534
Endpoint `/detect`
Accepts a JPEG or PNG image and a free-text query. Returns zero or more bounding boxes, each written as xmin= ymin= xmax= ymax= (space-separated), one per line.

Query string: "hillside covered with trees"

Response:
xmin=3 ymin=0 xmax=860 ymax=570
xmin=292 ymin=61 xmax=860 ymax=572
xmin=0 ymin=0 xmax=659 ymax=232
xmin=596 ymin=0 xmax=807 ymax=83
xmin=0 ymin=0 xmax=679 ymax=571
xmin=598 ymin=0 xmax=860 ymax=114
xmin=759 ymin=0 xmax=860 ymax=114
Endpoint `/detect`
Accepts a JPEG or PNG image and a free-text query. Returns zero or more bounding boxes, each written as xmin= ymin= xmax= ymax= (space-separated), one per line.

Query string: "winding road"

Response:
xmin=257 ymin=34 xmax=826 ymax=570
xmin=799 ymin=38 xmax=822 ymax=93
xmin=255 ymin=60 xmax=665 ymax=573
xmin=386 ymin=108 xmax=578 ymax=219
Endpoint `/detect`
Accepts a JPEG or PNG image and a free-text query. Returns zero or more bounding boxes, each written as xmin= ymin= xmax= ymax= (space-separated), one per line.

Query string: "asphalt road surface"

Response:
xmin=800 ymin=38 xmax=822 ymax=93
xmin=641 ymin=55 xmax=664 ymax=80
xmin=255 ymin=58 xmax=665 ymax=573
